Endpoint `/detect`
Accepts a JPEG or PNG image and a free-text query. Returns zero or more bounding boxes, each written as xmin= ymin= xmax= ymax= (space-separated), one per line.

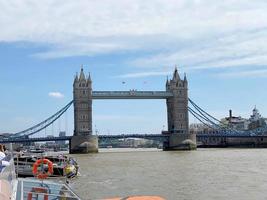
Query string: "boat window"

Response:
xmin=16 ymin=179 xmax=81 ymax=200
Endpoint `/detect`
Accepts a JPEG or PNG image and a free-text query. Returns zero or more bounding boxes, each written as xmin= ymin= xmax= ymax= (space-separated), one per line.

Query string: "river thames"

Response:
xmin=70 ymin=148 xmax=267 ymax=200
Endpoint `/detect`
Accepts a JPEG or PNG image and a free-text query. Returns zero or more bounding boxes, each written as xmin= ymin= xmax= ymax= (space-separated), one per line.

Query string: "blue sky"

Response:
xmin=1 ymin=0 xmax=267 ymax=136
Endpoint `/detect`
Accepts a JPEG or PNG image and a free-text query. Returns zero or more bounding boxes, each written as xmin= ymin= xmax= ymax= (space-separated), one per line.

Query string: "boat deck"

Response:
xmin=0 ymin=144 xmax=81 ymax=200
xmin=16 ymin=178 xmax=81 ymax=200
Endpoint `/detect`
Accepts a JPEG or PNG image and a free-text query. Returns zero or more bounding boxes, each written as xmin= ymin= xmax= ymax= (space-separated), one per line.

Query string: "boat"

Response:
xmin=0 ymin=149 xmax=81 ymax=199
xmin=26 ymin=146 xmax=45 ymax=154
xmin=104 ymin=197 xmax=165 ymax=200
xmin=14 ymin=154 xmax=79 ymax=178
xmin=1 ymin=145 xmax=165 ymax=200
xmin=1 ymin=157 xmax=165 ymax=200
xmin=28 ymin=149 xmax=45 ymax=154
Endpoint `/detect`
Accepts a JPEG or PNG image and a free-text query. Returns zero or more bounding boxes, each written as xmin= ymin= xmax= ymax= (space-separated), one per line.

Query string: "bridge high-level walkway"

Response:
xmin=92 ymin=91 xmax=173 ymax=99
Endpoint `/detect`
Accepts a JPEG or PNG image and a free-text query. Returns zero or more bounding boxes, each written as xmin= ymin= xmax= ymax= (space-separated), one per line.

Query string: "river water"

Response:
xmin=70 ymin=148 xmax=267 ymax=200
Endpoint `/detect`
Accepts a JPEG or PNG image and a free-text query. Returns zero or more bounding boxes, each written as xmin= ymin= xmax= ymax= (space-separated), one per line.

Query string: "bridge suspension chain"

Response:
xmin=188 ymin=99 xmax=267 ymax=135
xmin=188 ymin=98 xmax=241 ymax=134
xmin=188 ymin=107 xmax=217 ymax=130
xmin=189 ymin=98 xmax=227 ymax=125
xmin=13 ymin=101 xmax=73 ymax=138
xmin=188 ymin=104 xmax=223 ymax=129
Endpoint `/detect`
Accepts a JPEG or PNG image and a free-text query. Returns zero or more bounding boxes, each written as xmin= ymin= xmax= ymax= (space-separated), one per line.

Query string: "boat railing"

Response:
xmin=0 ymin=143 xmax=17 ymax=200
xmin=1 ymin=144 xmax=81 ymax=200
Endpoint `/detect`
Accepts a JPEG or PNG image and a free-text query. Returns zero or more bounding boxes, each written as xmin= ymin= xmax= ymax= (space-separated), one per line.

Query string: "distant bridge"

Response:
xmin=0 ymin=136 xmax=72 ymax=144
xmin=0 ymin=134 xmax=169 ymax=144
xmin=2 ymin=133 xmax=267 ymax=145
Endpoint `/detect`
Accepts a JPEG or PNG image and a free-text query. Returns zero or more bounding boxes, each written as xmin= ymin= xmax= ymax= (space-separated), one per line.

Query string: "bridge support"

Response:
xmin=163 ymin=133 xmax=196 ymax=150
xmin=164 ymin=67 xmax=197 ymax=150
xmin=70 ymin=135 xmax=98 ymax=154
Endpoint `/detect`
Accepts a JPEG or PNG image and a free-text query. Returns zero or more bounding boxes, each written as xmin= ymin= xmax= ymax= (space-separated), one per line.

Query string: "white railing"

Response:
xmin=0 ymin=144 xmax=17 ymax=200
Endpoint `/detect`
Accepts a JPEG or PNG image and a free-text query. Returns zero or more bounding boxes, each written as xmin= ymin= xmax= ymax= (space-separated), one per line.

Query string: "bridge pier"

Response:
xmin=69 ymin=135 xmax=98 ymax=154
xmin=163 ymin=133 xmax=196 ymax=150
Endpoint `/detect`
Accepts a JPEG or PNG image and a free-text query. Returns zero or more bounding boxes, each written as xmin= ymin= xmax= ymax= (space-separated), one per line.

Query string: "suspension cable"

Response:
xmin=188 ymin=107 xmax=217 ymax=130
xmin=189 ymin=102 xmax=223 ymax=128
xmin=189 ymin=98 xmax=225 ymax=124
xmin=189 ymin=98 xmax=239 ymax=134
xmin=13 ymin=101 xmax=73 ymax=137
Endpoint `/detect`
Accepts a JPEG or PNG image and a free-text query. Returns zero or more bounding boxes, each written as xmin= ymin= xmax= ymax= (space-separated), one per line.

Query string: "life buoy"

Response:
xmin=32 ymin=158 xmax=53 ymax=179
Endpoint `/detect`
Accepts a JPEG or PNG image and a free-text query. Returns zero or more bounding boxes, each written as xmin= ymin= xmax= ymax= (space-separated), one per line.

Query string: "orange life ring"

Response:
xmin=32 ymin=158 xmax=53 ymax=179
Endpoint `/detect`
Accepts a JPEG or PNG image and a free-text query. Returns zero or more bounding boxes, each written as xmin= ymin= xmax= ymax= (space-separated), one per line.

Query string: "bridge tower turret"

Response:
xmin=166 ymin=67 xmax=189 ymax=133
xmin=70 ymin=67 xmax=98 ymax=154
xmin=165 ymin=67 xmax=196 ymax=150
xmin=73 ymin=67 xmax=92 ymax=135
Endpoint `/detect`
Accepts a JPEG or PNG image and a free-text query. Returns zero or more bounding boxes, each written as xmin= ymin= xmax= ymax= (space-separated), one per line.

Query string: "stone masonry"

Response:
xmin=73 ymin=68 xmax=92 ymax=136
xmin=166 ymin=67 xmax=189 ymax=133
xmin=165 ymin=67 xmax=196 ymax=150
xmin=70 ymin=67 xmax=98 ymax=153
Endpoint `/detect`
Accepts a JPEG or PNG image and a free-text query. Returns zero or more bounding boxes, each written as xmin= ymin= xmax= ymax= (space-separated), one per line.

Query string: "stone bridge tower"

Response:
xmin=73 ymin=68 xmax=92 ymax=135
xmin=164 ymin=67 xmax=196 ymax=150
xmin=70 ymin=67 xmax=98 ymax=154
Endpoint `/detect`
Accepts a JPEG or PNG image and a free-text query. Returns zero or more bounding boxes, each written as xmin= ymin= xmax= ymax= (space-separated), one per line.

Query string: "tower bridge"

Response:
xmin=2 ymin=67 xmax=267 ymax=152
xmin=70 ymin=67 xmax=195 ymax=153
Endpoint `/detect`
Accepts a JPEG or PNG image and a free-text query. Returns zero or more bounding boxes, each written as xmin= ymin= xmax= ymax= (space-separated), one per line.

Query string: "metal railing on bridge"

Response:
xmin=0 ymin=136 xmax=73 ymax=143
xmin=92 ymin=91 xmax=173 ymax=99
xmin=0 ymin=134 xmax=169 ymax=144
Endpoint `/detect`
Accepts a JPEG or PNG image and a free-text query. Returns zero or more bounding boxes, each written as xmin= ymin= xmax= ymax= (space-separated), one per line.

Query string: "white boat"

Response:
xmin=0 ymin=146 xmax=81 ymax=200
xmin=14 ymin=154 xmax=79 ymax=178
xmin=1 ymin=145 xmax=165 ymax=200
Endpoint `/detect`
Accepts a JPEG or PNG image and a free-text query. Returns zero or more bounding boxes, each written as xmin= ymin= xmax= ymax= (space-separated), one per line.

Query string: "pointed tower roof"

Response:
xmin=184 ymin=73 xmax=187 ymax=82
xmin=87 ymin=72 xmax=92 ymax=83
xmin=166 ymin=76 xmax=169 ymax=86
xmin=74 ymin=72 xmax=78 ymax=83
xmin=79 ymin=66 xmax=85 ymax=81
xmin=172 ymin=66 xmax=180 ymax=80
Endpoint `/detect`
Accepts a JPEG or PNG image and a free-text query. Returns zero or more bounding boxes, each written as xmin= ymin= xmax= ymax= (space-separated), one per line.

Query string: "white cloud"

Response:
xmin=132 ymin=30 xmax=267 ymax=69
xmin=1 ymin=0 xmax=267 ymax=73
xmin=48 ymin=92 xmax=64 ymax=98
